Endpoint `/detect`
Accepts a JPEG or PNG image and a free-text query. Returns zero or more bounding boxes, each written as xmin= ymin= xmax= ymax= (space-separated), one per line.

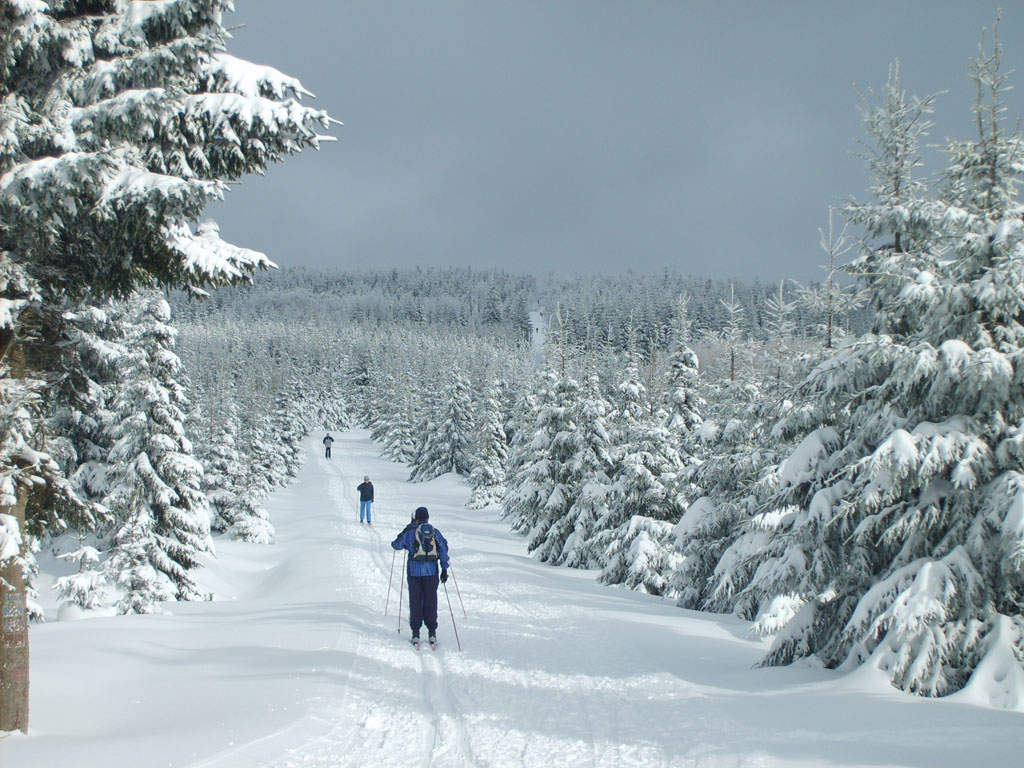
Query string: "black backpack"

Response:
xmin=412 ymin=524 xmax=440 ymax=562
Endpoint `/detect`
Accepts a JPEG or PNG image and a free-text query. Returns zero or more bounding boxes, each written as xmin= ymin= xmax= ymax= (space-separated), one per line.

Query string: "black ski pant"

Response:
xmin=324 ymin=446 xmax=331 ymax=458
xmin=407 ymin=573 xmax=439 ymax=634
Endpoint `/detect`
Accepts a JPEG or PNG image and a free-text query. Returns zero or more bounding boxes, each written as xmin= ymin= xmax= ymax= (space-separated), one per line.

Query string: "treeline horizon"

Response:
xmin=172 ymin=263 xmax=867 ymax=348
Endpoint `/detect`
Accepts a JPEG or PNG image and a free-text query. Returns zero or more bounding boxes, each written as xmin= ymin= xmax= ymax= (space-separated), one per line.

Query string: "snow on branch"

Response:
xmin=165 ymin=220 xmax=274 ymax=286
xmin=204 ymin=53 xmax=315 ymax=100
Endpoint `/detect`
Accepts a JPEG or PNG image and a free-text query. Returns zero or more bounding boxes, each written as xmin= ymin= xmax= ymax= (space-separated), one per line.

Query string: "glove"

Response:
xmin=440 ymin=569 xmax=449 ymax=584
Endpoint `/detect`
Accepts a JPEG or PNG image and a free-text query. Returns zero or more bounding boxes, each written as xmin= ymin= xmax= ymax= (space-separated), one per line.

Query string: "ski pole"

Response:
xmin=443 ymin=582 xmax=463 ymax=652
xmin=397 ymin=551 xmax=407 ymax=633
xmin=450 ymin=567 xmax=467 ymax=619
xmin=384 ymin=549 xmax=397 ymax=616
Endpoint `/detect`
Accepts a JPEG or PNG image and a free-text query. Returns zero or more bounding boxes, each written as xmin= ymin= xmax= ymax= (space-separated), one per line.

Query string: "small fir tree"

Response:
xmin=467 ymin=380 xmax=508 ymax=508
xmin=409 ymin=368 xmax=475 ymax=481
xmin=104 ymin=294 xmax=212 ymax=610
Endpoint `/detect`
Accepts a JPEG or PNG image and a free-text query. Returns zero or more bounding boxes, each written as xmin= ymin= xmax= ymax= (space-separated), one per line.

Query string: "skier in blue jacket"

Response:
xmin=391 ymin=506 xmax=450 ymax=648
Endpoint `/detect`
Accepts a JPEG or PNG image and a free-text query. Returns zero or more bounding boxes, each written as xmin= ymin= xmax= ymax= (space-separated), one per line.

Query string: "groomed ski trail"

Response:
xmin=312 ymin=445 xmax=479 ymax=768
xmin=7 ymin=429 xmax=1024 ymax=768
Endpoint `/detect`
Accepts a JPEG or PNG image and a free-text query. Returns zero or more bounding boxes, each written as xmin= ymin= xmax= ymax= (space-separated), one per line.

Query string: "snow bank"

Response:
xmin=953 ymin=615 xmax=1024 ymax=712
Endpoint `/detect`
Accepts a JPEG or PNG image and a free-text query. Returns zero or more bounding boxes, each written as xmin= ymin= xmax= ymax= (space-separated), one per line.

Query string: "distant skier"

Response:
xmin=357 ymin=476 xmax=374 ymax=524
xmin=322 ymin=434 xmax=334 ymax=459
xmin=391 ymin=507 xmax=450 ymax=649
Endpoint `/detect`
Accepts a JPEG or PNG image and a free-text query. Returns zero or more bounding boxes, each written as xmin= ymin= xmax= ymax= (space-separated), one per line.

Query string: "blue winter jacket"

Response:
xmin=392 ymin=523 xmax=450 ymax=577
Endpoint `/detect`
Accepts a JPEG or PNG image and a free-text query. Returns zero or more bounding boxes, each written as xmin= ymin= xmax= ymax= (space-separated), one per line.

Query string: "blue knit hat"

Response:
xmin=414 ymin=506 xmax=429 ymax=521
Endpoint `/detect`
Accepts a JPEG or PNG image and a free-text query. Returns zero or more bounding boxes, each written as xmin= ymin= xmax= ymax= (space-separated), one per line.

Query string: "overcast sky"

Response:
xmin=211 ymin=1 xmax=1024 ymax=282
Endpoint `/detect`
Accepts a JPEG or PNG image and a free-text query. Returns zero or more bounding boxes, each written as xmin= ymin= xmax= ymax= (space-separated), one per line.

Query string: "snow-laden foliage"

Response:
xmin=0 ymin=0 xmax=331 ymax=300
xmin=843 ymin=61 xmax=938 ymax=335
xmin=1 ymin=0 xmax=335 ymax=636
xmin=676 ymin=29 xmax=1024 ymax=702
xmin=503 ymin=372 xmax=573 ymax=536
xmin=586 ymin=360 xmax=690 ymax=591
xmin=528 ymin=375 xmax=614 ymax=567
xmin=670 ymin=386 xmax=789 ymax=614
xmin=599 ymin=515 xmax=681 ymax=595
xmin=194 ymin=399 xmax=271 ymax=543
xmin=104 ymin=293 xmax=212 ymax=612
xmin=54 ymin=545 xmax=106 ymax=610
xmin=662 ymin=337 xmax=704 ymax=434
xmin=467 ymin=380 xmax=508 ymax=508
xmin=382 ymin=388 xmax=418 ymax=465
xmin=47 ymin=302 xmax=128 ymax=507
xmin=409 ymin=368 xmax=476 ymax=481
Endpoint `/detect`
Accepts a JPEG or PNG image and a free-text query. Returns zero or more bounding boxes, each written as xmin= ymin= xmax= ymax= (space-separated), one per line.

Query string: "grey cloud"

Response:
xmin=211 ymin=1 xmax=1024 ymax=281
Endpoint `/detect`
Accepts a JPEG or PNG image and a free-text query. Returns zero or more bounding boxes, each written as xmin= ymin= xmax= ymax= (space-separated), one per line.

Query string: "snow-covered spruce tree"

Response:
xmin=763 ymin=280 xmax=798 ymax=387
xmin=467 ymin=379 xmax=508 ymax=508
xmin=497 ymin=376 xmax=521 ymax=448
xmin=669 ymin=383 xmax=782 ymax=613
xmin=231 ymin=411 xmax=276 ymax=544
xmin=225 ymin=481 xmax=274 ymax=545
xmin=367 ymin=372 xmax=398 ymax=444
xmin=799 ymin=212 xmax=862 ymax=350
xmin=346 ymin=347 xmax=375 ymax=424
xmin=600 ymin=516 xmax=682 ymax=595
xmin=213 ymin=402 xmax=274 ymax=546
xmin=45 ymin=300 xmax=135 ymax=610
xmin=502 ymin=371 xmax=570 ymax=535
xmin=201 ymin=408 xmax=239 ymax=533
xmin=246 ymin=410 xmax=286 ymax=489
xmin=382 ymin=385 xmax=418 ymax=463
xmin=0 ymin=0 xmax=332 ymax=730
xmin=53 ymin=302 xmax=130 ymax=506
xmin=595 ymin=364 xmax=687 ymax=593
xmin=409 ymin=367 xmax=475 ymax=481
xmin=719 ymin=285 xmax=746 ymax=383
xmin=531 ymin=375 xmax=614 ymax=567
xmin=199 ymin=397 xmax=271 ymax=541
xmin=270 ymin=380 xmax=307 ymax=480
xmin=498 ymin=378 xmax=540 ymax=511
xmin=744 ymin=34 xmax=1024 ymax=701
xmin=610 ymin=356 xmax=649 ymax=432
xmin=307 ymin=354 xmax=351 ymax=433
xmin=104 ymin=293 xmax=212 ymax=612
xmin=843 ymin=61 xmax=938 ymax=336
xmin=407 ymin=382 xmax=441 ymax=477
xmin=53 ymin=543 xmax=106 ymax=614
xmin=661 ymin=332 xmax=703 ymax=435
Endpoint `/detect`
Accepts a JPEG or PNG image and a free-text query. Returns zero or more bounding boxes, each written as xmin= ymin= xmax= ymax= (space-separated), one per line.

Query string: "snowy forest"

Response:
xmin=3 ymin=1 xmax=1024 ymax=760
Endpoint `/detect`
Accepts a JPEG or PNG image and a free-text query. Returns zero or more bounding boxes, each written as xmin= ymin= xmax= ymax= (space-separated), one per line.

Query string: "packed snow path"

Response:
xmin=7 ymin=431 xmax=1023 ymax=768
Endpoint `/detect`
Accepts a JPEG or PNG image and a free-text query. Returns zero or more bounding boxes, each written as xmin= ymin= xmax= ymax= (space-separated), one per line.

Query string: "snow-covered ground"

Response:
xmin=5 ymin=430 xmax=1022 ymax=767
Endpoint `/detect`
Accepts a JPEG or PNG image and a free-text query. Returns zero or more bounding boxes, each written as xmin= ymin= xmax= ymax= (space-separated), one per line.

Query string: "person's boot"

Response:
xmin=428 ymin=633 xmax=437 ymax=650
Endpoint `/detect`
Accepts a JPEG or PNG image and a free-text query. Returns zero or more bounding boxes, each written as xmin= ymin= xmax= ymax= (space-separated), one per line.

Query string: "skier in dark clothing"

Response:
xmin=391 ymin=507 xmax=450 ymax=649
xmin=356 ymin=476 xmax=374 ymax=524
xmin=322 ymin=434 xmax=334 ymax=458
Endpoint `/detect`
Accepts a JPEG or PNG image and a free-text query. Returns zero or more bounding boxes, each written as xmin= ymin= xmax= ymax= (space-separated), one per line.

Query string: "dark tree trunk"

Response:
xmin=0 ymin=488 xmax=29 ymax=734
xmin=1 ymin=342 xmax=30 ymax=734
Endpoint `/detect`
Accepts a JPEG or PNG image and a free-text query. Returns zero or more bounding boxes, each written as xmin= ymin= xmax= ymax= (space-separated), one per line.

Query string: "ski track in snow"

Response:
xmin=6 ymin=430 xmax=1024 ymax=768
